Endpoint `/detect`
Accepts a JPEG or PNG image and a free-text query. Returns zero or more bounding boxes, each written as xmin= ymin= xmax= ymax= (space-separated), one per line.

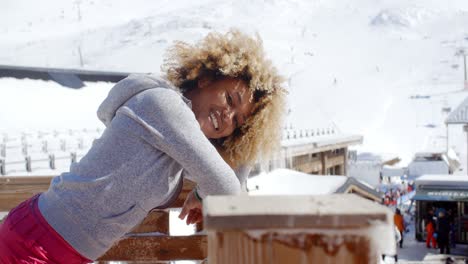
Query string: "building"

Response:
xmin=248 ymin=168 xmax=382 ymax=203
xmin=446 ymin=96 xmax=468 ymax=174
xmin=407 ymin=152 xmax=451 ymax=180
xmin=347 ymin=152 xmax=401 ymax=188
xmin=251 ymin=126 xmax=363 ymax=177
xmin=412 ymin=175 xmax=468 ymax=244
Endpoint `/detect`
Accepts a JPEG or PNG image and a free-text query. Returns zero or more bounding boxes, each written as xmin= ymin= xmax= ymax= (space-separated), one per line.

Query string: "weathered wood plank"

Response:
xmin=0 ymin=176 xmax=196 ymax=211
xmin=97 ymin=235 xmax=207 ymax=261
xmin=0 ymin=176 xmax=52 ymax=211
xmin=131 ymin=210 xmax=169 ymax=234
xmin=204 ymin=194 xmax=390 ymax=230
xmin=170 ymin=179 xmax=196 ymax=208
xmin=0 ymin=193 xmax=37 ymax=211
xmin=205 ymin=194 xmax=391 ymax=264
xmin=326 ymin=155 xmax=345 ymax=168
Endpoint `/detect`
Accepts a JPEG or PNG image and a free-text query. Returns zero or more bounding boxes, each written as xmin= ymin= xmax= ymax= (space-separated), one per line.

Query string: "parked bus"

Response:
xmin=413 ymin=175 xmax=468 ymax=244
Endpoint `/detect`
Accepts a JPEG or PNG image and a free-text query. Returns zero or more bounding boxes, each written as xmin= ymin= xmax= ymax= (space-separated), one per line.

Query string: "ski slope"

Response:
xmin=1 ymin=0 xmax=468 ymax=165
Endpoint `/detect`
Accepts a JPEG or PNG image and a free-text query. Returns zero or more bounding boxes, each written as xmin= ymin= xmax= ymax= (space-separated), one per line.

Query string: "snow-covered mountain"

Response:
xmin=2 ymin=0 xmax=468 ymax=165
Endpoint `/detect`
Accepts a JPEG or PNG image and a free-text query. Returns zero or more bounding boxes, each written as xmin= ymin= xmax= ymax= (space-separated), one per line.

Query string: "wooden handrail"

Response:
xmin=204 ymin=194 xmax=394 ymax=264
xmin=0 ymin=176 xmax=195 ymax=211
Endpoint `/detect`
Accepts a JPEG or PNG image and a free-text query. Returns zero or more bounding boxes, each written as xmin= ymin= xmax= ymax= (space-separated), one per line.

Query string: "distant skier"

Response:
xmin=394 ymin=208 xmax=405 ymax=248
xmin=437 ymin=211 xmax=451 ymax=254
xmin=426 ymin=209 xmax=437 ymax=249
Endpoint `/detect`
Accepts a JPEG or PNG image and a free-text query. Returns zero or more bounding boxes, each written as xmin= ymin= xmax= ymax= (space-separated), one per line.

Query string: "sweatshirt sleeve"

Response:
xmin=114 ymin=88 xmax=241 ymax=198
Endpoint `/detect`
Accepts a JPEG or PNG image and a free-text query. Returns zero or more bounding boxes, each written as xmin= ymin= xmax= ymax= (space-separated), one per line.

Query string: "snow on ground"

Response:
xmin=390 ymin=208 xmax=468 ymax=263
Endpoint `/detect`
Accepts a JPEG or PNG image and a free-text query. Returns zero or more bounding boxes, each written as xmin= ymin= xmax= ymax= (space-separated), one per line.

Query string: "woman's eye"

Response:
xmin=226 ymin=93 xmax=233 ymax=106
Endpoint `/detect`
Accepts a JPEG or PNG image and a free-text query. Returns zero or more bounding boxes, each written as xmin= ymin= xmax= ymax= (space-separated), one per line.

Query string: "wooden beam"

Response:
xmin=0 ymin=176 xmax=196 ymax=211
xmin=294 ymin=159 xmax=322 ymax=174
xmin=204 ymin=194 xmax=390 ymax=264
xmin=0 ymin=176 xmax=53 ymax=211
xmin=321 ymin=151 xmax=328 ymax=174
xmin=204 ymin=194 xmax=390 ymax=230
xmin=131 ymin=210 xmax=170 ymax=235
xmin=97 ymin=235 xmax=207 ymax=261
xmin=327 ymin=155 xmax=345 ymax=168
xmin=170 ymin=179 xmax=196 ymax=208
xmin=344 ymin=186 xmax=381 ymax=203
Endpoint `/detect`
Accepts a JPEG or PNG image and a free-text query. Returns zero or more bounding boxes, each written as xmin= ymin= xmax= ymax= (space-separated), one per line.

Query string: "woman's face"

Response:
xmin=186 ymin=76 xmax=254 ymax=139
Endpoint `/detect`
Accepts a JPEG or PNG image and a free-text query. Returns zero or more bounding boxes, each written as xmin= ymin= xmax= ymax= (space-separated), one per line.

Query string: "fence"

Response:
xmin=0 ymin=176 xmax=394 ymax=263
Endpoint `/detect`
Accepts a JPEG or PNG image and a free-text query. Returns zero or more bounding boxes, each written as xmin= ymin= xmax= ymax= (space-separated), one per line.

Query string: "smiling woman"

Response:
xmin=164 ymin=29 xmax=287 ymax=168
xmin=0 ymin=29 xmax=286 ymax=263
xmin=184 ymin=75 xmax=255 ymax=139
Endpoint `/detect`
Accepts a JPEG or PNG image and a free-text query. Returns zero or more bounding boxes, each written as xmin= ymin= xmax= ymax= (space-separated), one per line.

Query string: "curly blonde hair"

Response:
xmin=162 ymin=29 xmax=287 ymax=168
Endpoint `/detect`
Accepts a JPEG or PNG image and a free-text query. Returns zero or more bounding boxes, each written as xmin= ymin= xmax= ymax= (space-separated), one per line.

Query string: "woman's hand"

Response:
xmin=178 ymin=190 xmax=203 ymax=225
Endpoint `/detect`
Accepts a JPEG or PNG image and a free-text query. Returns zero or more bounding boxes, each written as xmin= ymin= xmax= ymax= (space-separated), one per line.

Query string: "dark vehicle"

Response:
xmin=413 ymin=175 xmax=468 ymax=244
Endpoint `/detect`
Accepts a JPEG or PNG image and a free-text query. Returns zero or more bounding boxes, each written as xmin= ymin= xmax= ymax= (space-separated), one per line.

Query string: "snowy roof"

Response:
xmin=407 ymin=160 xmax=449 ymax=178
xmin=281 ymin=134 xmax=363 ymax=157
xmin=416 ymin=174 xmax=468 ymax=183
xmin=414 ymin=174 xmax=468 ymax=201
xmin=248 ymin=169 xmax=347 ymax=195
xmin=0 ymin=77 xmax=114 ymax=132
xmin=247 ymin=168 xmax=381 ymax=200
xmin=446 ymin=96 xmax=468 ymax=124
xmin=0 ymin=64 xmax=129 ymax=88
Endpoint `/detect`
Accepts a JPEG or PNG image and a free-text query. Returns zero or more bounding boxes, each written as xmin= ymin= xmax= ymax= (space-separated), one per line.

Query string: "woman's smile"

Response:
xmin=185 ymin=76 xmax=254 ymax=139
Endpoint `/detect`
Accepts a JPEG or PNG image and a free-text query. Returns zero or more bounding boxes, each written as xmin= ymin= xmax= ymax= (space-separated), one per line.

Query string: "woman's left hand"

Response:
xmin=178 ymin=190 xmax=203 ymax=225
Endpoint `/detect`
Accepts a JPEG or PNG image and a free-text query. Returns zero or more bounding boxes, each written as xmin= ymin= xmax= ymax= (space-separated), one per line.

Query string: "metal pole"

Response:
xmin=465 ymin=125 xmax=468 ymax=174
xmin=446 ymin=124 xmax=449 ymax=155
xmin=464 ymin=53 xmax=467 ymax=82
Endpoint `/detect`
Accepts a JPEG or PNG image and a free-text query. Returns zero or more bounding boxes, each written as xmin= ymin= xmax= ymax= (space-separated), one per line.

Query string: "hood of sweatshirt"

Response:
xmin=97 ymin=74 xmax=188 ymax=126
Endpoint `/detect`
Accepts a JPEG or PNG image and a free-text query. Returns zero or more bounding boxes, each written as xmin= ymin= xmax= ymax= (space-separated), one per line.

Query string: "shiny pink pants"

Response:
xmin=0 ymin=194 xmax=92 ymax=264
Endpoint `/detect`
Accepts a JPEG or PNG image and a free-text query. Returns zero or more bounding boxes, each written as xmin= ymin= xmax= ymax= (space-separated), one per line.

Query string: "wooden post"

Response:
xmin=321 ymin=151 xmax=329 ymax=174
xmin=343 ymin=147 xmax=348 ymax=175
xmin=0 ymin=158 xmax=5 ymax=175
xmin=204 ymin=194 xmax=394 ymax=264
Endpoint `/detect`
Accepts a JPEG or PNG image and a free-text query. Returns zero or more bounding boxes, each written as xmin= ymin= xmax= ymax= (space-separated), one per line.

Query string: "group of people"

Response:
xmin=383 ymin=182 xmax=414 ymax=207
xmin=425 ymin=208 xmax=456 ymax=254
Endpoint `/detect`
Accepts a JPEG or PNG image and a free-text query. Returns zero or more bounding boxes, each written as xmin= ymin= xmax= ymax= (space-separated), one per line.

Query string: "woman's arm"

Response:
xmin=114 ymin=88 xmax=241 ymax=198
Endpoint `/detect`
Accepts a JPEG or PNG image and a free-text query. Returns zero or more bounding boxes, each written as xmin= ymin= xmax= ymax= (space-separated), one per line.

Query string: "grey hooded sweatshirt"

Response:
xmin=38 ymin=74 xmax=242 ymax=260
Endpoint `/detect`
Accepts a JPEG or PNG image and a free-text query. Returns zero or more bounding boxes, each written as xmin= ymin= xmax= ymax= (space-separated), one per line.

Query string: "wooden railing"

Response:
xmin=204 ymin=194 xmax=394 ymax=264
xmin=0 ymin=175 xmax=207 ymax=262
xmin=1 ymin=176 xmax=394 ymax=263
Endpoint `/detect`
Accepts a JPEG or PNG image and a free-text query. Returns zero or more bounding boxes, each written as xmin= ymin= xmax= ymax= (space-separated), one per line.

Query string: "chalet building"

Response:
xmin=347 ymin=152 xmax=400 ymax=188
xmin=407 ymin=151 xmax=455 ymax=180
xmin=446 ymin=96 xmax=468 ymax=174
xmin=251 ymin=126 xmax=363 ymax=177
